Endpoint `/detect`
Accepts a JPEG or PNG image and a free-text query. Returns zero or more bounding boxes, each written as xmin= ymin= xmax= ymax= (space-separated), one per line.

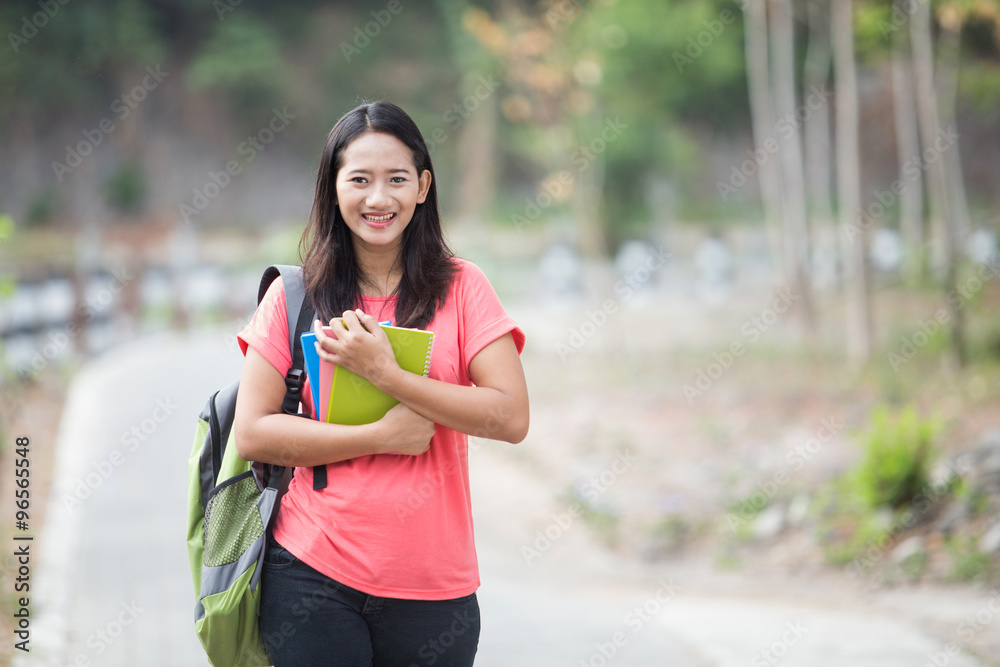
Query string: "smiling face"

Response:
xmin=335 ymin=131 xmax=432 ymax=258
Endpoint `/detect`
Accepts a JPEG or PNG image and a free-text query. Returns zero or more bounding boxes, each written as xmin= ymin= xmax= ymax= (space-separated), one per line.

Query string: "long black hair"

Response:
xmin=299 ymin=101 xmax=457 ymax=329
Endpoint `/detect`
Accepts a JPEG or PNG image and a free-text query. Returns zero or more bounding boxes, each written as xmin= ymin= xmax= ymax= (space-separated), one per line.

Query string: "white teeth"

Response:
xmin=365 ymin=213 xmax=394 ymax=222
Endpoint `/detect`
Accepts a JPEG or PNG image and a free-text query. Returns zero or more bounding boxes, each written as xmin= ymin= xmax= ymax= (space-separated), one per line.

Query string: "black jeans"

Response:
xmin=259 ymin=539 xmax=480 ymax=666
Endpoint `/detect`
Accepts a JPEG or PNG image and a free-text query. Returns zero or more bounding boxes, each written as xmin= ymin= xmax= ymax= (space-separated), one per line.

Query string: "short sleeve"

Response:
xmin=458 ymin=261 xmax=525 ymax=366
xmin=238 ymin=276 xmax=293 ymax=376
xmin=237 ymin=276 xmax=316 ymax=418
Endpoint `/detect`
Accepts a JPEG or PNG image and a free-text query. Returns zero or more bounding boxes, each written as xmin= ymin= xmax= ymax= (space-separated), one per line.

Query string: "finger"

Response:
xmin=313 ymin=320 xmax=331 ymax=350
xmin=341 ymin=309 xmax=361 ymax=332
xmin=313 ymin=319 xmax=327 ymax=343
xmin=316 ymin=318 xmax=341 ymax=340
xmin=356 ymin=309 xmax=381 ymax=335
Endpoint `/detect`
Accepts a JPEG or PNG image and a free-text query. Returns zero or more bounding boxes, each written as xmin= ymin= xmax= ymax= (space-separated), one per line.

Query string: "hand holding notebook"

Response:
xmin=301 ymin=315 xmax=434 ymax=425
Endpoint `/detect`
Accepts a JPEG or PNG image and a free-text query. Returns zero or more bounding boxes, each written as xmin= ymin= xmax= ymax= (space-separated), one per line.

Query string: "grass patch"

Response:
xmin=946 ymin=535 xmax=997 ymax=584
xmin=850 ymin=405 xmax=940 ymax=510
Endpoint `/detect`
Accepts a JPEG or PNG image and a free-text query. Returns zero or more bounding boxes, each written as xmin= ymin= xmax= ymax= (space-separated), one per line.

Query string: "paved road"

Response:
xmin=13 ymin=329 xmax=995 ymax=666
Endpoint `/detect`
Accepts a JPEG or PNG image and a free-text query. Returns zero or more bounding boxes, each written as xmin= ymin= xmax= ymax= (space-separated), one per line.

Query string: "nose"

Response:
xmin=365 ymin=181 xmax=392 ymax=209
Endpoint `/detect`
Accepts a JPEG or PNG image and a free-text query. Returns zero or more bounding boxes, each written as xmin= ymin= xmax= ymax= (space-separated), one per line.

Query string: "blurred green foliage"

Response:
xmin=102 ymin=162 xmax=147 ymax=215
xmin=25 ymin=192 xmax=59 ymax=227
xmin=1 ymin=0 xmax=998 ymax=240
xmin=0 ymin=0 xmax=165 ymax=118
xmin=186 ymin=15 xmax=289 ymax=120
xmin=945 ymin=534 xmax=997 ymax=583
xmin=0 ymin=213 xmax=14 ymax=244
xmin=852 ymin=405 xmax=940 ymax=509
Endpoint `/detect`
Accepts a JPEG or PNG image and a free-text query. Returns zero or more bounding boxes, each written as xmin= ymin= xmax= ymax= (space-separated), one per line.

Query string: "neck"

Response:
xmin=354 ymin=238 xmax=402 ymax=297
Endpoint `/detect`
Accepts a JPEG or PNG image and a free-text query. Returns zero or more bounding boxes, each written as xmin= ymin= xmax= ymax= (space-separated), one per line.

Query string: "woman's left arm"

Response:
xmin=315 ymin=310 xmax=529 ymax=443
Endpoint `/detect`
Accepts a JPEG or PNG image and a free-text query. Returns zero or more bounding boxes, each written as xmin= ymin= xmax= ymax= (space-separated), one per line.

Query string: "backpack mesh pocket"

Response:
xmin=203 ymin=472 xmax=264 ymax=567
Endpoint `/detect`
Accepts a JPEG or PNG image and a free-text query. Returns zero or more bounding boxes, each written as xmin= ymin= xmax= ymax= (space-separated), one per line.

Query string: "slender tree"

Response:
xmin=771 ymin=0 xmax=816 ymax=332
xmin=435 ymin=0 xmax=501 ymax=231
xmin=743 ymin=0 xmax=786 ymax=277
xmin=803 ymin=0 xmax=834 ymax=231
xmin=911 ymin=0 xmax=966 ymax=366
xmin=890 ymin=0 xmax=925 ymax=283
xmin=453 ymin=79 xmax=500 ymax=230
xmin=935 ymin=5 xmax=972 ymax=242
xmin=833 ymin=0 xmax=872 ymax=362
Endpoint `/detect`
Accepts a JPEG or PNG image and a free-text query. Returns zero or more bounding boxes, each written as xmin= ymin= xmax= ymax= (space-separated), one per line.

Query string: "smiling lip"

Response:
xmin=362 ymin=212 xmax=396 ymax=228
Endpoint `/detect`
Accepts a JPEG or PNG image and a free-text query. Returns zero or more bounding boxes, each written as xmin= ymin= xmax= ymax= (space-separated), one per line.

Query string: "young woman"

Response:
xmin=233 ymin=101 xmax=528 ymax=666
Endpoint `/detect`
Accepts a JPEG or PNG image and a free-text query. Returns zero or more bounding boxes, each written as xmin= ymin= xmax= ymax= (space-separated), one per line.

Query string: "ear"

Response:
xmin=416 ymin=169 xmax=432 ymax=204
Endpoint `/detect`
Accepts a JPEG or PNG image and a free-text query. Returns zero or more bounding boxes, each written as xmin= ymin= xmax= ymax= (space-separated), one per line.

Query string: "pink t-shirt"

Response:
xmin=238 ymin=258 xmax=524 ymax=600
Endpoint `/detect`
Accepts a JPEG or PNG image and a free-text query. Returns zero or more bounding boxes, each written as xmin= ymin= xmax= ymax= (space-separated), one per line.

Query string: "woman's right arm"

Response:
xmin=233 ymin=346 xmax=435 ymax=466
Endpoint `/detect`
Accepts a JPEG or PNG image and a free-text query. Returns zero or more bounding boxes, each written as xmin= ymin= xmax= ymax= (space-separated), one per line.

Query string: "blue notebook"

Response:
xmin=300 ymin=331 xmax=321 ymax=413
xmin=300 ymin=320 xmax=396 ymax=421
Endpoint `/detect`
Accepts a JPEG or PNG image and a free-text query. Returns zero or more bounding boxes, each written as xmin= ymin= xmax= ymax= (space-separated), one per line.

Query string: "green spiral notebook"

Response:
xmin=316 ymin=324 xmax=435 ymax=425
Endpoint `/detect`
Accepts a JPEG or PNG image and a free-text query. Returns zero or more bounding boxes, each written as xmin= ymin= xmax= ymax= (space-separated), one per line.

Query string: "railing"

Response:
xmin=1 ymin=265 xmax=261 ymax=377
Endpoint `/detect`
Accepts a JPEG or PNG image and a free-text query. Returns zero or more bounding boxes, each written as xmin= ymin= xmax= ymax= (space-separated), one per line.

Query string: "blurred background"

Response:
xmin=2 ymin=0 xmax=1000 ymax=665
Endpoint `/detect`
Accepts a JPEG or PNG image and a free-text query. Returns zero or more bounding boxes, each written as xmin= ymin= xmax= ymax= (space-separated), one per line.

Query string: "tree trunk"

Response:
xmin=890 ymin=3 xmax=925 ymax=284
xmin=935 ymin=16 xmax=972 ymax=242
xmin=832 ymin=0 xmax=872 ymax=363
xmin=571 ymin=111 xmax=608 ymax=259
xmin=911 ymin=1 xmax=949 ymax=273
xmin=770 ymin=0 xmax=816 ymax=333
xmin=453 ymin=89 xmax=498 ymax=230
xmin=742 ymin=0 xmax=785 ymax=277
xmin=803 ymin=0 xmax=834 ymax=229
xmin=911 ymin=2 xmax=965 ymax=366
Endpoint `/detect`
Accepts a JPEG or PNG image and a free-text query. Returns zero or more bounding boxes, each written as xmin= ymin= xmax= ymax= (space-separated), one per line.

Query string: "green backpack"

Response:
xmin=185 ymin=264 xmax=314 ymax=667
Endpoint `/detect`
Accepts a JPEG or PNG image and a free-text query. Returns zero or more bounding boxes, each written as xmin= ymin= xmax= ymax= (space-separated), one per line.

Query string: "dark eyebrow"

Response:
xmin=345 ymin=167 xmax=413 ymax=176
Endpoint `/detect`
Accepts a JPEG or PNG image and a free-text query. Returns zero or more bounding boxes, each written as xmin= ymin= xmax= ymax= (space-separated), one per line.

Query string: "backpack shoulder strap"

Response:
xmin=257 ymin=265 xmax=313 ymax=370
xmin=258 ymin=265 xmax=308 ymax=354
xmin=257 ymin=264 xmax=329 ymax=491
xmin=256 ymin=265 xmax=316 ymax=489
